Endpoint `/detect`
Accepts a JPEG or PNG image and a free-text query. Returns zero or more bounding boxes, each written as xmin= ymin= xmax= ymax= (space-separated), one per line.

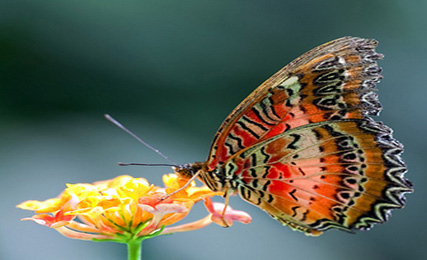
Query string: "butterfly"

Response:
xmin=173 ymin=37 xmax=413 ymax=236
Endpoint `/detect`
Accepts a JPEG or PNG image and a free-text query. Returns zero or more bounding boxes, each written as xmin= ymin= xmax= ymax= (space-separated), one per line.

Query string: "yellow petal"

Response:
xmin=116 ymin=178 xmax=154 ymax=201
xmin=17 ymin=198 xmax=62 ymax=213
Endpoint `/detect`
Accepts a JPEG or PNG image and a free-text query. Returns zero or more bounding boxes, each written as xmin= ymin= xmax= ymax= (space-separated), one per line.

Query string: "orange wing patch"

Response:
xmin=226 ymin=119 xmax=411 ymax=235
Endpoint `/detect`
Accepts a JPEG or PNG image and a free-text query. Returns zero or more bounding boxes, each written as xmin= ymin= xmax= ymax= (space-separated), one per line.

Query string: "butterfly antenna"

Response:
xmin=104 ymin=114 xmax=178 ymax=166
xmin=118 ymin=162 xmax=176 ymax=167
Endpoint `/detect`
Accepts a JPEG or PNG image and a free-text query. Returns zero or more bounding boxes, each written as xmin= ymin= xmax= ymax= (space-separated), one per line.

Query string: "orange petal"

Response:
xmin=22 ymin=212 xmax=75 ymax=228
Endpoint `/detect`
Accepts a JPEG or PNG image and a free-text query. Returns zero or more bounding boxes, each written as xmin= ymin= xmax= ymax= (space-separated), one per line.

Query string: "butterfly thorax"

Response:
xmin=173 ymin=162 xmax=230 ymax=192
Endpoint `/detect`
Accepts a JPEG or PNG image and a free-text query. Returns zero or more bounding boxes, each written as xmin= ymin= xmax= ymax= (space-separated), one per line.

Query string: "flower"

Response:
xmin=204 ymin=197 xmax=252 ymax=227
xmin=17 ymin=174 xmax=252 ymax=244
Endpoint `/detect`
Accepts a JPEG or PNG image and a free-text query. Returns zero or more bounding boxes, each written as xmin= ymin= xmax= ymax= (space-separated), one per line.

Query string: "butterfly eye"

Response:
xmin=173 ymin=163 xmax=203 ymax=180
xmin=173 ymin=165 xmax=194 ymax=179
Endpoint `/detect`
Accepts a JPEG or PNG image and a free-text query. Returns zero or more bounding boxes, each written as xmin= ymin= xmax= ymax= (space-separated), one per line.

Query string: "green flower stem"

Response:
xmin=94 ymin=225 xmax=166 ymax=260
xmin=127 ymin=240 xmax=142 ymax=260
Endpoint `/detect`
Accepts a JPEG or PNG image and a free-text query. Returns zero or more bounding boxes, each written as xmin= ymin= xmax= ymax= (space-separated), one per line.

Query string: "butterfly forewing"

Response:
xmin=207 ymin=37 xmax=384 ymax=170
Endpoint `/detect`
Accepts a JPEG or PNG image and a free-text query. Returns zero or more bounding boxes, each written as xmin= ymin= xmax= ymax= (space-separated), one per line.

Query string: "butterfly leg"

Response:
xmin=161 ymin=170 xmax=201 ymax=201
xmin=220 ymin=189 xmax=231 ymax=227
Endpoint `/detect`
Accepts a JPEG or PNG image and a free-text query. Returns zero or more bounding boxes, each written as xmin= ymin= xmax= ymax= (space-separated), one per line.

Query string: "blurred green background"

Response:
xmin=1 ymin=0 xmax=425 ymax=259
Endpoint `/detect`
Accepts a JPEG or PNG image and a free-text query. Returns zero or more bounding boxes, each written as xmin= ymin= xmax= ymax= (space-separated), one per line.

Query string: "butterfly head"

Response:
xmin=172 ymin=162 xmax=204 ymax=180
xmin=173 ymin=162 xmax=226 ymax=192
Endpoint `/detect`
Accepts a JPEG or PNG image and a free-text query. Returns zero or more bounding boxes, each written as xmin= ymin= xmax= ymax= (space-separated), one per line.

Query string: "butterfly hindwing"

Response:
xmin=224 ymin=119 xmax=411 ymax=235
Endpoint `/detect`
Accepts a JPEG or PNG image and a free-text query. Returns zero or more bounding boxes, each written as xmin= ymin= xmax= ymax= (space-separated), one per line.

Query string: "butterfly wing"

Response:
xmin=207 ymin=37 xmax=383 ymax=170
xmin=203 ymin=37 xmax=412 ymax=235
xmin=224 ymin=119 xmax=411 ymax=235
